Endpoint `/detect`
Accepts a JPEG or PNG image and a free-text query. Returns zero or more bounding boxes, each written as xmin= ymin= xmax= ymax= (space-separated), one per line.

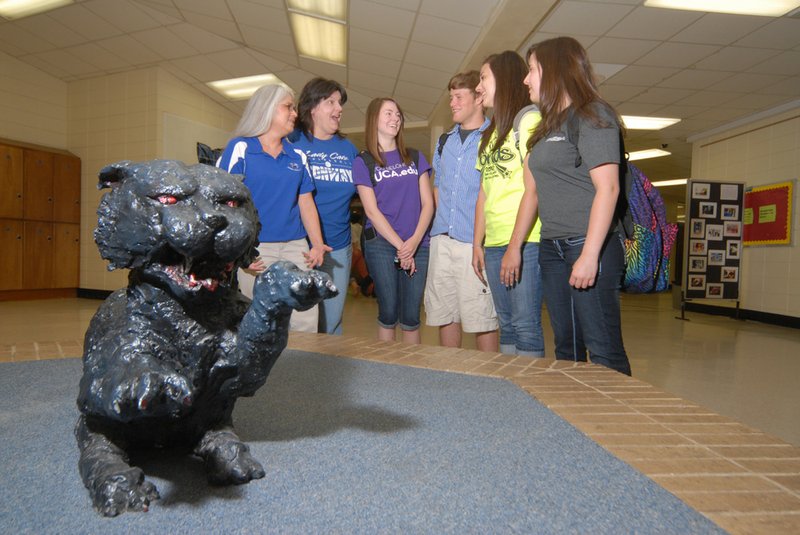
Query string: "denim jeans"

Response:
xmin=318 ymin=244 xmax=351 ymax=335
xmin=538 ymin=233 xmax=631 ymax=375
xmin=484 ymin=242 xmax=544 ymax=357
xmin=363 ymin=233 xmax=429 ymax=330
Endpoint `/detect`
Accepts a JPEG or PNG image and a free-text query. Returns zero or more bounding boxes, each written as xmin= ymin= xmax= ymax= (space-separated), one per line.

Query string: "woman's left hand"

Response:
xmin=303 ymin=243 xmax=333 ymax=269
xmin=397 ymin=238 xmax=419 ymax=262
xmin=570 ymin=253 xmax=598 ymax=289
xmin=500 ymin=248 xmax=521 ymax=287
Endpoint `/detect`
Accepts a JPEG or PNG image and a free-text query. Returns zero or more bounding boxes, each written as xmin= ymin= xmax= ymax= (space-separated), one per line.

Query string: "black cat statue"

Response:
xmin=75 ymin=160 xmax=336 ymax=516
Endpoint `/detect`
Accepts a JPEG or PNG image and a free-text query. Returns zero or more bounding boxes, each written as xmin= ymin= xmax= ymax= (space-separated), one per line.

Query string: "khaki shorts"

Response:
xmin=424 ymin=234 xmax=498 ymax=333
xmin=237 ymin=239 xmax=319 ymax=334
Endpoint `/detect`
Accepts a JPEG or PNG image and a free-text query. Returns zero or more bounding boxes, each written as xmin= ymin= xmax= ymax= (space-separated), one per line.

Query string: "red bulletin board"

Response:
xmin=743 ymin=181 xmax=793 ymax=245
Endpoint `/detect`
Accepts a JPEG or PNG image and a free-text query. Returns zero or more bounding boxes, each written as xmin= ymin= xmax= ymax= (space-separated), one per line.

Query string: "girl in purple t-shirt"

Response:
xmin=353 ymin=98 xmax=434 ymax=344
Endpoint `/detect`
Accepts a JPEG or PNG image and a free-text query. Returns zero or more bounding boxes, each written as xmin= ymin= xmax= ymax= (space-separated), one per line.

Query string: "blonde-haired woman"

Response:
xmin=353 ymin=98 xmax=434 ymax=343
xmin=218 ymin=83 xmax=330 ymax=333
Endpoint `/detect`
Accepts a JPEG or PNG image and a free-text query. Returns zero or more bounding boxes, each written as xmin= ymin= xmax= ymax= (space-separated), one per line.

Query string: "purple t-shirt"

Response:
xmin=353 ymin=149 xmax=432 ymax=247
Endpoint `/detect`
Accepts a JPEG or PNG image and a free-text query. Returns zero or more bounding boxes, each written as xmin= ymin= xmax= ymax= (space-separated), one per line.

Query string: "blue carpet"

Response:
xmin=0 ymin=351 xmax=725 ymax=534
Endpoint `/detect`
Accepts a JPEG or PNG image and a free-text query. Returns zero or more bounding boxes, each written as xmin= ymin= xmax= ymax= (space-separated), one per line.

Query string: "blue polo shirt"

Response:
xmin=289 ymin=132 xmax=358 ymax=251
xmin=218 ymin=136 xmax=314 ymax=243
xmin=430 ymin=118 xmax=490 ymax=244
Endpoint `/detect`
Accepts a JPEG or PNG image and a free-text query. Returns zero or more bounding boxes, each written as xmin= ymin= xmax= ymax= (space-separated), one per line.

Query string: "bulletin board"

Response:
xmin=743 ymin=180 xmax=793 ymax=245
xmin=683 ymin=180 xmax=744 ymax=301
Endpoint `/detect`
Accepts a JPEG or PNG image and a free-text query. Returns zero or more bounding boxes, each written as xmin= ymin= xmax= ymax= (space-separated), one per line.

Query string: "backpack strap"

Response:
xmin=408 ymin=147 xmax=420 ymax=171
xmin=358 ymin=150 xmax=378 ymax=187
xmin=512 ymin=104 xmax=540 ymax=164
xmin=436 ymin=132 xmax=451 ymax=157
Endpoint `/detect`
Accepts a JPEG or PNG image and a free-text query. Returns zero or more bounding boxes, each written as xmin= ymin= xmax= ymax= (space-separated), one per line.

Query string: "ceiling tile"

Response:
xmin=0 ymin=24 xmax=56 ymax=55
xmin=34 ymin=49 xmax=100 ymax=77
xmin=747 ymin=51 xmax=800 ymax=76
xmin=132 ymin=27 xmax=200 ymax=60
xmin=205 ymin=49 xmax=272 ymax=79
xmin=411 ymin=14 xmax=479 ymax=53
xmin=760 ymin=76 xmax=800 ymax=96
xmin=675 ymin=90 xmax=742 ymax=107
xmin=635 ymin=42 xmax=720 ymax=69
xmin=723 ymin=93 xmax=796 ymax=111
xmin=298 ymin=58 xmax=347 ymax=82
xmin=349 ymin=51 xmax=402 ymax=79
xmin=348 ymin=69 xmax=397 ymax=93
xmin=598 ymin=84 xmax=648 ymax=102
xmin=628 ymin=86 xmax=695 ymax=105
xmin=707 ymin=72 xmax=787 ymax=93
xmin=368 ymin=0 xmax=421 ymax=10
xmin=526 ymin=32 xmax=598 ymax=52
xmin=540 ymin=1 xmax=635 ymax=37
xmin=404 ymin=41 xmax=463 ymax=73
xmin=228 ymin=2 xmax=290 ymax=34
xmin=694 ymin=47 xmax=780 ymax=72
xmin=97 ymin=35 xmax=163 ymax=66
xmin=181 ymin=12 xmax=242 ymax=42
xmin=420 ymin=0 xmax=499 ymax=26
xmin=608 ymin=6 xmax=702 ymax=40
xmin=173 ymin=0 xmax=231 ymax=20
xmin=350 ymin=0 xmax=415 ymax=38
xmin=246 ymin=49 xmax=290 ymax=74
xmin=398 ymin=62 xmax=453 ymax=91
xmin=240 ymin=25 xmax=298 ymax=58
xmin=659 ymin=69 xmax=733 ymax=90
xmin=614 ymin=102 xmax=663 ymax=115
xmin=131 ymin=0 xmax=184 ymax=21
xmin=53 ymin=4 xmax=123 ymax=41
xmin=605 ymin=65 xmax=679 ymax=86
xmin=393 ymin=95 xmax=434 ymax=118
xmin=170 ymin=56 xmax=231 ymax=83
xmin=67 ymin=43 xmax=131 ymax=72
xmin=587 ymin=37 xmax=660 ymax=64
xmin=83 ymin=0 xmax=165 ymax=32
xmin=16 ymin=54 xmax=71 ymax=79
xmin=652 ymin=103 xmax=709 ymax=119
xmin=394 ymin=80 xmax=443 ymax=104
xmin=670 ymin=13 xmax=770 ymax=45
xmin=169 ymin=23 xmax=238 ymax=54
xmin=15 ymin=15 xmax=85 ymax=49
xmin=734 ymin=18 xmax=800 ymax=50
xmin=350 ymin=28 xmax=407 ymax=61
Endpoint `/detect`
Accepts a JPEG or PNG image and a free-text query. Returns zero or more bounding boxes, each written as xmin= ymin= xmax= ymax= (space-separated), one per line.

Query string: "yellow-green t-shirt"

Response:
xmin=476 ymin=109 xmax=542 ymax=247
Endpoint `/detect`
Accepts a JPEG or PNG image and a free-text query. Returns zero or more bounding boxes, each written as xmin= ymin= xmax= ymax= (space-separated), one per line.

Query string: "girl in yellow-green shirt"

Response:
xmin=472 ymin=50 xmax=544 ymax=357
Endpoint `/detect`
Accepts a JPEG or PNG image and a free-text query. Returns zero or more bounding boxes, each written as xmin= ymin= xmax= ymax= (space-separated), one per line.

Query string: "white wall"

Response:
xmin=0 ymin=51 xmax=67 ymax=148
xmin=691 ymin=107 xmax=800 ymax=318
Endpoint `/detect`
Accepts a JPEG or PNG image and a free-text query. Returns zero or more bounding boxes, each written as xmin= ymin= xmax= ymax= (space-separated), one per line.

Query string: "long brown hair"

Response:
xmin=364 ymin=98 xmax=411 ymax=168
xmin=479 ymin=51 xmax=530 ymax=154
xmin=526 ymin=36 xmax=624 ymax=150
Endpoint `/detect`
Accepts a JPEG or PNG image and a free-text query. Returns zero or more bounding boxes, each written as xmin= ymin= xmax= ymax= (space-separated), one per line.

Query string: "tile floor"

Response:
xmin=1 ymin=291 xmax=799 ymax=534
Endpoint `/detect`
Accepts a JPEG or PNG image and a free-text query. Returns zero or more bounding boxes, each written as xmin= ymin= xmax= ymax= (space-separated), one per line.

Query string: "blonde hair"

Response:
xmin=232 ymin=83 xmax=295 ymax=138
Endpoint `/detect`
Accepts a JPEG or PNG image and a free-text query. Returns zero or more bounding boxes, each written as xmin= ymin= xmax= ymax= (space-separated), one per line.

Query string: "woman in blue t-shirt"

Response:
xmin=218 ymin=83 xmax=330 ymax=333
xmin=353 ymin=98 xmax=434 ymax=344
xmin=290 ymin=78 xmax=359 ymax=336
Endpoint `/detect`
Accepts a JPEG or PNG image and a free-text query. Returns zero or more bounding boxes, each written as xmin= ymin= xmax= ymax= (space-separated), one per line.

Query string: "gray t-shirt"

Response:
xmin=529 ymin=103 xmax=621 ymax=240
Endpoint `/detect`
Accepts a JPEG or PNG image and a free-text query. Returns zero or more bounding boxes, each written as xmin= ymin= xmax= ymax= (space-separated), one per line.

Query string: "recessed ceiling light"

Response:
xmin=652 ymin=178 xmax=688 ymax=187
xmin=622 ymin=115 xmax=681 ymax=130
xmin=628 ymin=148 xmax=671 ymax=161
xmin=207 ymin=74 xmax=283 ymax=100
xmin=0 ymin=0 xmax=72 ymax=20
xmin=289 ymin=12 xmax=347 ymax=65
xmin=287 ymin=0 xmax=347 ymax=22
xmin=644 ymin=0 xmax=800 ymax=17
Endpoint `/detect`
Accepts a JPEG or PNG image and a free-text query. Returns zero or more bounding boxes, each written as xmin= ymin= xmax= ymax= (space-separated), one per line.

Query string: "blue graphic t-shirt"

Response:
xmin=290 ymin=133 xmax=358 ymax=250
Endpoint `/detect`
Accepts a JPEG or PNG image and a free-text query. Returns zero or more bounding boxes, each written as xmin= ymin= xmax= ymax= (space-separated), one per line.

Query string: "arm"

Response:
xmin=500 ymin=154 xmax=539 ymax=287
xmin=433 ymin=186 xmax=439 ymax=210
xmin=397 ymin=171 xmax=434 ymax=264
xmin=570 ymin=162 xmax=619 ymax=289
xmin=471 ymin=185 xmax=488 ymax=285
xmin=298 ymin=192 xmax=332 ymax=268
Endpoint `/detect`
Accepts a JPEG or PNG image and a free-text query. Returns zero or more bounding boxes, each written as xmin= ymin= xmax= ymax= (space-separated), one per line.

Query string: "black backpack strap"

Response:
xmin=436 ymin=132 xmax=451 ymax=157
xmin=564 ymin=109 xmax=582 ymax=168
xmin=358 ymin=150 xmax=378 ymax=187
xmin=408 ymin=148 xmax=420 ymax=171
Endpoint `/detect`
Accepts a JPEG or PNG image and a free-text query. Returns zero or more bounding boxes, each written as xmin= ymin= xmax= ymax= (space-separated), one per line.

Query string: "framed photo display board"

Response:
xmin=684 ymin=180 xmax=745 ymax=300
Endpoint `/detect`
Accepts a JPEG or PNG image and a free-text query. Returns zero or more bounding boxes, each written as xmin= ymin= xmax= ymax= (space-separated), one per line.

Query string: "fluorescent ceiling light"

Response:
xmin=207 ymin=74 xmax=282 ymax=100
xmin=652 ymin=178 xmax=688 ymax=187
xmin=644 ymin=0 xmax=800 ymax=17
xmin=287 ymin=0 xmax=347 ymax=22
xmin=622 ymin=115 xmax=681 ymax=130
xmin=0 ymin=0 xmax=72 ymax=19
xmin=628 ymin=148 xmax=671 ymax=161
xmin=289 ymin=12 xmax=347 ymax=65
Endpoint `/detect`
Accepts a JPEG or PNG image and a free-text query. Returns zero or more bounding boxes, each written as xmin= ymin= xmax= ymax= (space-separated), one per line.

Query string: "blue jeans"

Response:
xmin=363 ymin=233 xmax=429 ymax=330
xmin=484 ymin=242 xmax=544 ymax=357
xmin=318 ymin=244 xmax=351 ymax=335
xmin=538 ymin=233 xmax=631 ymax=375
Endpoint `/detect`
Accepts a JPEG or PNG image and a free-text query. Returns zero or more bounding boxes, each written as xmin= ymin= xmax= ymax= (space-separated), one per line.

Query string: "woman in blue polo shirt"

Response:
xmin=290 ymin=78 xmax=359 ymax=336
xmin=218 ymin=83 xmax=330 ymax=333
